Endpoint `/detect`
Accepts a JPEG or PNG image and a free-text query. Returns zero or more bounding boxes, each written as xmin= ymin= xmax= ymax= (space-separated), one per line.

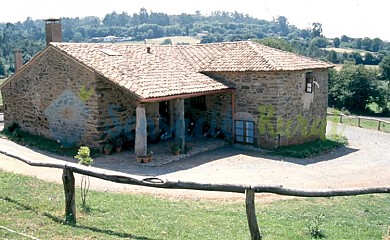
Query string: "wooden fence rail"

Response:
xmin=1 ymin=149 xmax=390 ymax=240
xmin=328 ymin=112 xmax=390 ymax=131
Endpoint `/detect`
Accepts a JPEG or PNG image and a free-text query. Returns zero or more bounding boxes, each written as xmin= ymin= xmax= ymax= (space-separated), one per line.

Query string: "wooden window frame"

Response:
xmin=235 ymin=120 xmax=255 ymax=144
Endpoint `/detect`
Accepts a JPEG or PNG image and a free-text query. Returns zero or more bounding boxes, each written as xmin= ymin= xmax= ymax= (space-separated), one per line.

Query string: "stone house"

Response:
xmin=0 ymin=19 xmax=333 ymax=155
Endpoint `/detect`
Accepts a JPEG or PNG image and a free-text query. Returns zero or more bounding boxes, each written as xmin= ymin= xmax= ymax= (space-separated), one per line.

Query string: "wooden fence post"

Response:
xmin=245 ymin=189 xmax=261 ymax=240
xmin=358 ymin=118 xmax=361 ymax=127
xmin=339 ymin=115 xmax=343 ymax=123
xmin=378 ymin=121 xmax=381 ymax=130
xmin=62 ymin=168 xmax=76 ymax=223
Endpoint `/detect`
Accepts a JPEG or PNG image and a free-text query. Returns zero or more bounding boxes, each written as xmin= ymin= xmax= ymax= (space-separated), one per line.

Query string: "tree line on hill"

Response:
xmin=0 ymin=8 xmax=389 ymax=114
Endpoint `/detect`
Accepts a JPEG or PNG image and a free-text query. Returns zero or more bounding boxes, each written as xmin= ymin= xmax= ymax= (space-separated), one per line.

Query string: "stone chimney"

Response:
xmin=14 ymin=50 xmax=23 ymax=72
xmin=44 ymin=18 xmax=62 ymax=46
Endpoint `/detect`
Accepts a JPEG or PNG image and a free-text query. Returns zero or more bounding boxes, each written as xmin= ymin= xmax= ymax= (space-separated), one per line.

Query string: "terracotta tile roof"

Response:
xmin=51 ymin=43 xmax=231 ymax=100
xmin=153 ymin=41 xmax=333 ymax=72
xmin=50 ymin=41 xmax=332 ymax=100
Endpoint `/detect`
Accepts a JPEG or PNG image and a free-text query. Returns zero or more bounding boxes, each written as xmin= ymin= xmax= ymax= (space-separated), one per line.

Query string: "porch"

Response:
xmin=132 ymin=90 xmax=234 ymax=160
xmin=99 ymin=137 xmax=227 ymax=168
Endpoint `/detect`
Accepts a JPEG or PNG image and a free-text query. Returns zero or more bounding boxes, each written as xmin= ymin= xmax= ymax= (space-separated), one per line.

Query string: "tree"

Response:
xmin=254 ymin=38 xmax=294 ymax=52
xmin=310 ymin=36 xmax=327 ymax=48
xmin=74 ymin=146 xmax=93 ymax=209
xmin=333 ymin=37 xmax=340 ymax=48
xmin=379 ymin=56 xmax=390 ymax=80
xmin=340 ymin=35 xmax=350 ymax=42
xmin=0 ymin=58 xmax=6 ymax=77
xmin=379 ymin=56 xmax=390 ymax=106
xmin=353 ymin=38 xmax=362 ymax=49
xmin=276 ymin=16 xmax=289 ymax=36
xmin=371 ymin=38 xmax=383 ymax=52
xmin=361 ymin=37 xmax=372 ymax=51
xmin=350 ymin=51 xmax=363 ymax=65
xmin=160 ymin=38 xmax=172 ymax=45
xmin=311 ymin=22 xmax=322 ymax=37
xmin=329 ymin=63 xmax=383 ymax=112
xmin=327 ymin=50 xmax=338 ymax=63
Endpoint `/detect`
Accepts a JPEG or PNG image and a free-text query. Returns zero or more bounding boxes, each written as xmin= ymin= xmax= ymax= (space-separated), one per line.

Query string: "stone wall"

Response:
xmin=183 ymin=93 xmax=232 ymax=141
xmin=209 ymin=69 xmax=328 ymax=148
xmin=277 ymin=69 xmax=328 ymax=146
xmin=95 ymin=77 xmax=159 ymax=145
xmin=1 ymin=47 xmax=101 ymax=147
xmin=1 ymin=46 xmax=159 ymax=148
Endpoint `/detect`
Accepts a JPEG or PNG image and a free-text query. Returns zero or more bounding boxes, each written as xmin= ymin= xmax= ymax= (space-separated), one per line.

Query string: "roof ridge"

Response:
xmin=247 ymin=41 xmax=280 ymax=71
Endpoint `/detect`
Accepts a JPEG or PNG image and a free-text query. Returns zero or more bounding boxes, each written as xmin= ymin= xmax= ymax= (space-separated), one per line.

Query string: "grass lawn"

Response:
xmin=327 ymin=108 xmax=390 ymax=133
xmin=270 ymin=134 xmax=347 ymax=158
xmin=1 ymin=171 xmax=389 ymax=239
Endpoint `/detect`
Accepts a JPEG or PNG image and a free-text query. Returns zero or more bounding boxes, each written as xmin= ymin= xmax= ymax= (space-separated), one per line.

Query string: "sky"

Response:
xmin=1 ymin=0 xmax=389 ymax=41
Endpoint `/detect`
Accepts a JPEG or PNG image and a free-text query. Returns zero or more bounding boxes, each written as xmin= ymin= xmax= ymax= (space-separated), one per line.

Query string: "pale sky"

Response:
xmin=1 ymin=0 xmax=389 ymax=41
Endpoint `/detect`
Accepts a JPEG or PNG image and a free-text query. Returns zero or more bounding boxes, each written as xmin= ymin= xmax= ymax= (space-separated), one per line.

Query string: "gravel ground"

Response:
xmin=0 ymin=123 xmax=389 ymax=201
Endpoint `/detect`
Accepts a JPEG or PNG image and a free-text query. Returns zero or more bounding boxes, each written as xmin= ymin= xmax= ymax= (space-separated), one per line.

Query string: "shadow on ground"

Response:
xmin=1 ymin=196 xmax=154 ymax=240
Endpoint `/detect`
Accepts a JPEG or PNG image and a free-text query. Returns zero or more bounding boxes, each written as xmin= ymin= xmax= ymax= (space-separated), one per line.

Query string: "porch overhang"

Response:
xmin=139 ymin=88 xmax=235 ymax=103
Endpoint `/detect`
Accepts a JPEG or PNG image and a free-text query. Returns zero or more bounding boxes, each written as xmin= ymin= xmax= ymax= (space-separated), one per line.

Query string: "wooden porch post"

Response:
xmin=135 ymin=104 xmax=147 ymax=157
xmin=245 ymin=189 xmax=261 ymax=240
xmin=62 ymin=168 xmax=76 ymax=223
xmin=174 ymin=99 xmax=185 ymax=151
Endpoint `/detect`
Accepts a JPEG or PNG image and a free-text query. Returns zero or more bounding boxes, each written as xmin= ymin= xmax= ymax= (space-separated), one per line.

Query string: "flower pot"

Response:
xmin=136 ymin=156 xmax=152 ymax=163
xmin=115 ymin=147 xmax=122 ymax=153
xmin=104 ymin=149 xmax=111 ymax=155
xmin=174 ymin=150 xmax=180 ymax=156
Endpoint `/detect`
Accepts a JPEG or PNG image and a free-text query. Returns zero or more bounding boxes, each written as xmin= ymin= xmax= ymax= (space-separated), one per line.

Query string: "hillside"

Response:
xmin=0 ymin=8 xmax=390 ymax=77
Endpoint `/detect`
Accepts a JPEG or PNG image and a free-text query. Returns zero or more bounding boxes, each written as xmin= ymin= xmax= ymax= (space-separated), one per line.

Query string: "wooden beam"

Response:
xmin=62 ymin=168 xmax=76 ymax=223
xmin=140 ymin=89 xmax=234 ymax=103
xmin=245 ymin=190 xmax=262 ymax=240
xmin=1 ymin=150 xmax=390 ymax=198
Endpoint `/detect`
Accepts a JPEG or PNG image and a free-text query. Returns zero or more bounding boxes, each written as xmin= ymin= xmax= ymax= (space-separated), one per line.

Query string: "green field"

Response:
xmin=325 ymin=47 xmax=371 ymax=55
xmin=1 ymin=171 xmax=389 ymax=239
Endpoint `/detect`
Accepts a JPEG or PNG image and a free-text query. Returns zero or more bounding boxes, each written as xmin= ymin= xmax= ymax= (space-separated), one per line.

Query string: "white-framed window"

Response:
xmin=305 ymin=72 xmax=314 ymax=93
xmin=235 ymin=120 xmax=255 ymax=144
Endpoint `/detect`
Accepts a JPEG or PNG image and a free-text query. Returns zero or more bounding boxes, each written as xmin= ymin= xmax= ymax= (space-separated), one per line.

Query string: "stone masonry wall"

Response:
xmin=183 ymin=93 xmax=232 ymax=141
xmin=277 ymin=69 xmax=328 ymax=146
xmin=1 ymin=46 xmax=158 ymax=148
xmin=209 ymin=69 xmax=328 ymax=148
xmin=1 ymin=47 xmax=101 ymax=147
xmin=95 ymin=77 xmax=160 ymax=145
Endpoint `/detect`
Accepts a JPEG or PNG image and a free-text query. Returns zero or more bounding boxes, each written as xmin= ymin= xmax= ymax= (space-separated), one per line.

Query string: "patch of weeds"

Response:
xmin=307 ymin=213 xmax=326 ymax=239
xmin=270 ymin=135 xmax=347 ymax=158
xmin=0 ymin=124 xmax=100 ymax=157
xmin=384 ymin=226 xmax=390 ymax=240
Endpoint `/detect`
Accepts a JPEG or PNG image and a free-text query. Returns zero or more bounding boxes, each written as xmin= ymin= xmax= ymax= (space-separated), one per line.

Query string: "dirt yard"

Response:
xmin=0 ymin=123 xmax=389 ymax=201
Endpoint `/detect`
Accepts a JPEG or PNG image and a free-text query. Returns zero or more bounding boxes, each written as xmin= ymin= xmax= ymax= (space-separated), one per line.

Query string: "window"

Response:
xmin=305 ymin=72 xmax=314 ymax=93
xmin=235 ymin=120 xmax=255 ymax=144
xmin=190 ymin=96 xmax=207 ymax=111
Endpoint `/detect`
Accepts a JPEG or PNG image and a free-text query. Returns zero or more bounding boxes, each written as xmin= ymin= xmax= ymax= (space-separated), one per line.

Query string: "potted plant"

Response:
xmin=170 ymin=144 xmax=181 ymax=155
xmin=103 ymin=142 xmax=114 ymax=155
xmin=114 ymin=137 xmax=124 ymax=153
xmin=184 ymin=143 xmax=192 ymax=154
xmin=136 ymin=151 xmax=153 ymax=163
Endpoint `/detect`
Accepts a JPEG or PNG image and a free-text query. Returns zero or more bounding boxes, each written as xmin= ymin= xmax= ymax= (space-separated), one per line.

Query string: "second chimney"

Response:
xmin=44 ymin=18 xmax=62 ymax=46
xmin=14 ymin=50 xmax=23 ymax=72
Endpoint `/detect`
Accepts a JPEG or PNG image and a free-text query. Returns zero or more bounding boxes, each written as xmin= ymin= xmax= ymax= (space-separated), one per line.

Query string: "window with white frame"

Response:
xmin=305 ymin=72 xmax=314 ymax=93
xmin=235 ymin=120 xmax=255 ymax=144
